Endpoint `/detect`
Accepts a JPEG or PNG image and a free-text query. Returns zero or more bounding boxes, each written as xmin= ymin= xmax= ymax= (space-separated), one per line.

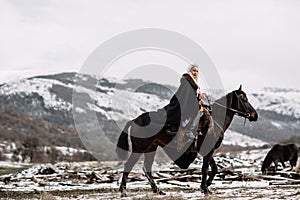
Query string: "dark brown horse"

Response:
xmin=116 ymin=85 xmax=258 ymax=196
xmin=261 ymin=144 xmax=300 ymax=174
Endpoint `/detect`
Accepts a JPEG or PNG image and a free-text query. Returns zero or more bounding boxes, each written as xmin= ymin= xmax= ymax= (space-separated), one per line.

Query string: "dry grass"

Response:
xmin=41 ymin=192 xmax=56 ymax=200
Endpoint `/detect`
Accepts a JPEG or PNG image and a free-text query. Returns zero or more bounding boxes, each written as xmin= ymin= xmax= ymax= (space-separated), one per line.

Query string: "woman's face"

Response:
xmin=190 ymin=66 xmax=199 ymax=80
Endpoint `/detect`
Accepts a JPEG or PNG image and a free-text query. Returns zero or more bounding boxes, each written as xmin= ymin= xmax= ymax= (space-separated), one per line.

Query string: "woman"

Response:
xmin=164 ymin=64 xmax=205 ymax=140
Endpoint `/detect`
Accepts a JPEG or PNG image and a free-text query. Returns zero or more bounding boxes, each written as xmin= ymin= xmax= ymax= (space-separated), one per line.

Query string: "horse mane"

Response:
xmin=212 ymin=92 xmax=229 ymax=106
xmin=209 ymin=91 xmax=234 ymax=129
xmin=210 ymin=91 xmax=234 ymax=113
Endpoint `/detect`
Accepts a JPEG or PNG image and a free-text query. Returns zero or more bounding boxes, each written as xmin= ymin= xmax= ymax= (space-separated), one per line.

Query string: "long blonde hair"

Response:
xmin=187 ymin=64 xmax=199 ymax=80
xmin=187 ymin=64 xmax=200 ymax=93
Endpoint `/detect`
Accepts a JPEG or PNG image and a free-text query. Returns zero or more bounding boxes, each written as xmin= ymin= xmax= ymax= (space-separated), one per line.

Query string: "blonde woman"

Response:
xmin=164 ymin=64 xmax=208 ymax=144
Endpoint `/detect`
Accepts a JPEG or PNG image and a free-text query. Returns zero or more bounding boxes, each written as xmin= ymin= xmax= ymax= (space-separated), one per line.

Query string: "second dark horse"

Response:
xmin=116 ymin=86 xmax=258 ymax=196
xmin=261 ymin=143 xmax=300 ymax=174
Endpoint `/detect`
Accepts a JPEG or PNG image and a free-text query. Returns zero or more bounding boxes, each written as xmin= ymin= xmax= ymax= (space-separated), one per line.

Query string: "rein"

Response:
xmin=213 ymin=102 xmax=249 ymax=117
xmin=213 ymin=101 xmax=250 ymax=125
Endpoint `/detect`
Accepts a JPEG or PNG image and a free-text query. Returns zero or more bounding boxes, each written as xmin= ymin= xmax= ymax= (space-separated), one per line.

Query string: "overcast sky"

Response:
xmin=0 ymin=0 xmax=299 ymax=91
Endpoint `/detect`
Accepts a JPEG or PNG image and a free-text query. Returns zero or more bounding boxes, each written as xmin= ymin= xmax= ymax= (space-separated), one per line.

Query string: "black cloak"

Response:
xmin=131 ymin=73 xmax=201 ymax=169
xmin=133 ymin=73 xmax=200 ymax=132
xmin=164 ymin=73 xmax=200 ymax=128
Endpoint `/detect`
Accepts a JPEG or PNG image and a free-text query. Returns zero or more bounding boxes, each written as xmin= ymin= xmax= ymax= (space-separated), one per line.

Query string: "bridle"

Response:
xmin=213 ymin=92 xmax=251 ymax=119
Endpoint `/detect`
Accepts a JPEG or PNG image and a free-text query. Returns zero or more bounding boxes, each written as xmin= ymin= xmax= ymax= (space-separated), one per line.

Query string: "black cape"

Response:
xmin=133 ymin=73 xmax=200 ymax=130
xmin=131 ymin=73 xmax=200 ymax=168
xmin=164 ymin=73 xmax=200 ymax=128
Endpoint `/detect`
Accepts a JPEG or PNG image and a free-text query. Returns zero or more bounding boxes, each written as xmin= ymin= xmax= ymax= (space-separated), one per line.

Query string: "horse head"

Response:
xmin=228 ymin=85 xmax=258 ymax=122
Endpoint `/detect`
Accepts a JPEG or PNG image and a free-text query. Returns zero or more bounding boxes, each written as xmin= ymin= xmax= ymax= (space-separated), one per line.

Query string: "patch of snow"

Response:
xmin=0 ymin=78 xmax=72 ymax=111
xmin=55 ymin=146 xmax=86 ymax=156
xmin=0 ymin=161 xmax=30 ymax=168
xmin=92 ymin=88 xmax=168 ymax=121
xmin=74 ymin=106 xmax=86 ymax=113
xmin=223 ymin=129 xmax=268 ymax=147
xmin=271 ymin=121 xmax=282 ymax=129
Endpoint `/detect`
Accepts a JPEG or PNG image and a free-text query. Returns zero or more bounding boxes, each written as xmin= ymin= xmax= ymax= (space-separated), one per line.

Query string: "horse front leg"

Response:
xmin=119 ymin=153 xmax=142 ymax=197
xmin=280 ymin=160 xmax=286 ymax=169
xmin=143 ymin=150 xmax=166 ymax=195
xmin=206 ymin=156 xmax=217 ymax=187
xmin=201 ymin=152 xmax=213 ymax=194
xmin=274 ymin=161 xmax=278 ymax=173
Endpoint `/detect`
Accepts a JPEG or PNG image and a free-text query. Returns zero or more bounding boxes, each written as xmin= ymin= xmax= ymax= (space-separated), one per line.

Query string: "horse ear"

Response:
xmin=238 ymin=84 xmax=242 ymax=91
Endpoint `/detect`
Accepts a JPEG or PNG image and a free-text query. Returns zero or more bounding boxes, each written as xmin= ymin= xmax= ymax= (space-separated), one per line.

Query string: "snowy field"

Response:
xmin=0 ymin=148 xmax=300 ymax=199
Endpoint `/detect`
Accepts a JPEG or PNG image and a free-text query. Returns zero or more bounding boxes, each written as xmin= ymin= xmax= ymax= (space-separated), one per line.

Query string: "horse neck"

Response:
xmin=211 ymin=99 xmax=235 ymax=133
xmin=262 ymin=152 xmax=273 ymax=169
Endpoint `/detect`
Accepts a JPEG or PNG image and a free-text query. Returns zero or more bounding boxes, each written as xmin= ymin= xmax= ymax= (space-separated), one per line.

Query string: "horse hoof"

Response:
xmin=202 ymin=188 xmax=212 ymax=195
xmin=158 ymin=190 xmax=166 ymax=195
xmin=121 ymin=192 xmax=127 ymax=198
xmin=120 ymin=189 xmax=127 ymax=198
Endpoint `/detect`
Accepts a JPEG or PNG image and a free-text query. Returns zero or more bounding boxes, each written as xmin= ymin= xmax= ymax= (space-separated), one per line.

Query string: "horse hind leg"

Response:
xmin=280 ymin=160 xmax=286 ymax=169
xmin=143 ymin=150 xmax=165 ymax=195
xmin=289 ymin=156 xmax=298 ymax=171
xmin=119 ymin=152 xmax=142 ymax=197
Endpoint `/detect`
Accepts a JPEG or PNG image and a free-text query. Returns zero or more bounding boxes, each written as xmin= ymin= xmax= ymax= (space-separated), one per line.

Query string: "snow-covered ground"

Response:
xmin=73 ymin=185 xmax=299 ymax=200
xmin=0 ymin=149 xmax=299 ymax=199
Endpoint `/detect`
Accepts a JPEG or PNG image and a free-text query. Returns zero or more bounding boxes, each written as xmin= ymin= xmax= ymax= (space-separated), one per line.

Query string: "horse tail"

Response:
xmin=116 ymin=121 xmax=132 ymax=160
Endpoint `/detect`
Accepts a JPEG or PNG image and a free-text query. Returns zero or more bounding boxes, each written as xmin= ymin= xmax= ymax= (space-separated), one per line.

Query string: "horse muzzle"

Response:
xmin=248 ymin=112 xmax=258 ymax=121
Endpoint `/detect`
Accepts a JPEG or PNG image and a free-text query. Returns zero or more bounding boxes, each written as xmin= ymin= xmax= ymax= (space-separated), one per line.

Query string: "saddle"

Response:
xmin=175 ymin=127 xmax=196 ymax=152
xmin=166 ymin=107 xmax=211 ymax=152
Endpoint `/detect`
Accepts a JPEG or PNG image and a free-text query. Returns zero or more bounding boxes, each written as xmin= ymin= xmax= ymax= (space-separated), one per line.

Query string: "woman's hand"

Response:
xmin=200 ymin=93 xmax=207 ymax=99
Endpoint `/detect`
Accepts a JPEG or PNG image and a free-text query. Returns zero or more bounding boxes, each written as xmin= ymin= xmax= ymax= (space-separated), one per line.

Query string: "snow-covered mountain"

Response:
xmin=231 ymin=88 xmax=300 ymax=143
xmin=0 ymin=73 xmax=173 ymax=126
xmin=0 ymin=72 xmax=299 ymax=150
xmin=249 ymin=87 xmax=300 ymax=119
xmin=0 ymin=73 xmax=177 ymax=160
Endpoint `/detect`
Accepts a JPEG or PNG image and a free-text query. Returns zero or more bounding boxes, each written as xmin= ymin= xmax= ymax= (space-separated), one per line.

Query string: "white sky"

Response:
xmin=0 ymin=0 xmax=299 ymax=90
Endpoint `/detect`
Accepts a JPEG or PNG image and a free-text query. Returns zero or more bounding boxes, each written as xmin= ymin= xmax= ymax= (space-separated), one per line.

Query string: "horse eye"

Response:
xmin=239 ymin=94 xmax=247 ymax=101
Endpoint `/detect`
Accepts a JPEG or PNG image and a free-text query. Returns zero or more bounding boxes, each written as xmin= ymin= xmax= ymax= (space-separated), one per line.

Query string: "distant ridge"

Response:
xmin=0 ymin=72 xmax=299 ymax=152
